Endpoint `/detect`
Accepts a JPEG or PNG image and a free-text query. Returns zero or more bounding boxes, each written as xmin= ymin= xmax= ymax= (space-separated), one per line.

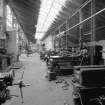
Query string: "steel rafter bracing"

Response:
xmin=42 ymin=0 xmax=84 ymax=41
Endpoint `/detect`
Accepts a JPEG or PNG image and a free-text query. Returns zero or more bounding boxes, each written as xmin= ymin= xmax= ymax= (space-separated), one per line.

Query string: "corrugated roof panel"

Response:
xmin=6 ymin=0 xmax=41 ymax=43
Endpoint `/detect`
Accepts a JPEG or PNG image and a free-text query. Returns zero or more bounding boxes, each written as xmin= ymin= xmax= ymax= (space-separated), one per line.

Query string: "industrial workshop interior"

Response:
xmin=0 ymin=0 xmax=105 ymax=105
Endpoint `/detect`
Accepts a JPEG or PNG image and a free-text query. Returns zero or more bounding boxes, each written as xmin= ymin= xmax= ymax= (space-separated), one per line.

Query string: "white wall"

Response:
xmin=43 ymin=35 xmax=54 ymax=50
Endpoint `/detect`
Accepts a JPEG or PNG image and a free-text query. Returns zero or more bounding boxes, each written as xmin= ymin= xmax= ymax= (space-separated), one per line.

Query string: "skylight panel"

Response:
xmin=36 ymin=0 xmax=67 ymax=40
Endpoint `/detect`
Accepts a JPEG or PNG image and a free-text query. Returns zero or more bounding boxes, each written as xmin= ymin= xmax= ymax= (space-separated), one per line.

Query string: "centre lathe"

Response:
xmin=47 ymin=54 xmax=81 ymax=81
xmin=72 ymin=65 xmax=105 ymax=105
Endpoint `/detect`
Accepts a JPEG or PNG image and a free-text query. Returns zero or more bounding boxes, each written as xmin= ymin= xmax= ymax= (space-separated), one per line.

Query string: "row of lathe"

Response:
xmin=39 ymin=46 xmax=105 ymax=105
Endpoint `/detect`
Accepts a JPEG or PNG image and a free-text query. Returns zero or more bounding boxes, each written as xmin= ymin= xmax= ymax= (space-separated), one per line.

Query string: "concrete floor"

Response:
xmin=3 ymin=53 xmax=74 ymax=105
